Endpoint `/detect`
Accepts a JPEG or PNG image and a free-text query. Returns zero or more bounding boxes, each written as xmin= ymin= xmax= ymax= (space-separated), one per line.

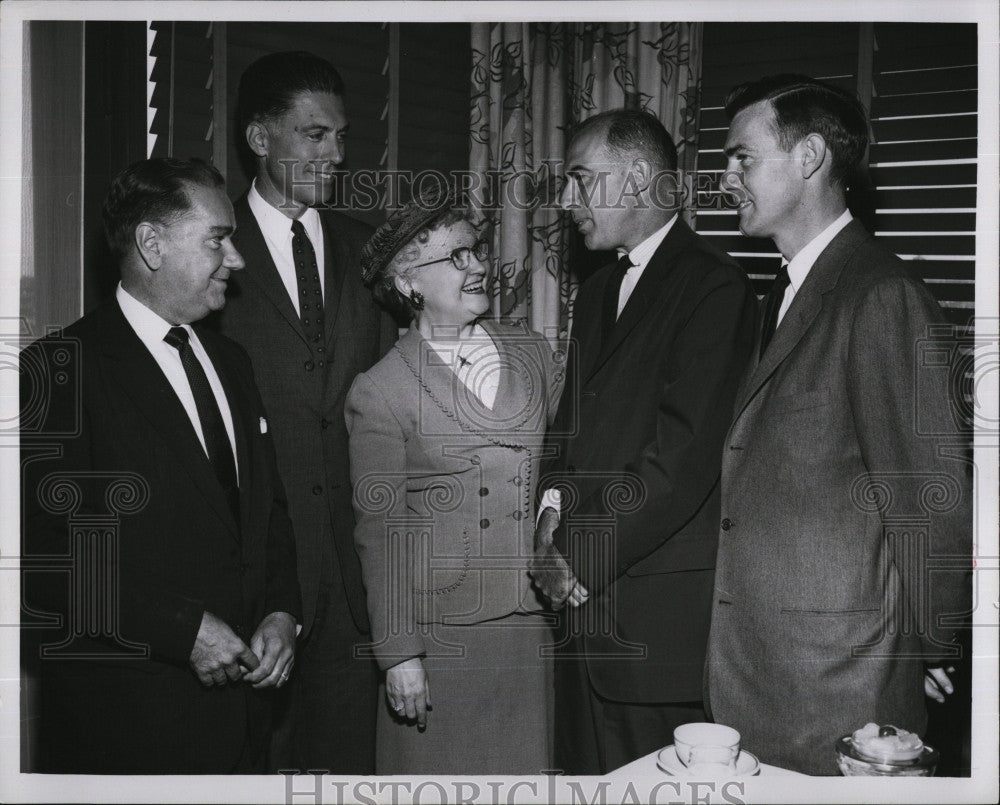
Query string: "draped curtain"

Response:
xmin=470 ymin=22 xmax=703 ymax=339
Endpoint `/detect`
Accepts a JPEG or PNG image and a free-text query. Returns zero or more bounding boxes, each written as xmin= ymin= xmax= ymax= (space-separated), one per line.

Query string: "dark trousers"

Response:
xmin=269 ymin=549 xmax=378 ymax=774
xmin=555 ymin=649 xmax=706 ymax=775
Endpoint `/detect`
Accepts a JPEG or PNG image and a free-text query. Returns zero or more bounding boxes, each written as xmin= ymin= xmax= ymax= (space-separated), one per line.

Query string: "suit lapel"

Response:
xmin=395 ymin=325 xmax=531 ymax=448
xmin=197 ymin=328 xmax=253 ymax=535
xmin=234 ymin=196 xmax=310 ymax=347
xmin=320 ymin=211 xmax=348 ymax=347
xmin=731 ymin=220 xmax=869 ymax=420
xmin=584 ymin=218 xmax=694 ymax=383
xmin=477 ymin=319 xmax=530 ymax=423
xmin=99 ymin=303 xmax=240 ymax=538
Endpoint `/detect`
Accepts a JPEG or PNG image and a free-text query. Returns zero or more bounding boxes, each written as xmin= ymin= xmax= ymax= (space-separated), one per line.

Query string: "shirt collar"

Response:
xmin=116 ymin=282 xmax=186 ymax=343
xmin=617 ymin=213 xmax=679 ymax=270
xmin=785 ymin=209 xmax=853 ymax=292
xmin=248 ymin=178 xmax=322 ymax=244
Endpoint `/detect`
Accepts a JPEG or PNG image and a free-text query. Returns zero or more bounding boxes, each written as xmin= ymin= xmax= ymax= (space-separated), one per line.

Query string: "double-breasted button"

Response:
xmin=479 ymin=487 xmax=489 ymax=496
xmin=312 ymin=485 xmax=323 ymax=495
xmin=721 ymin=518 xmax=733 ymax=531
xmin=480 ymin=518 xmax=490 ymax=529
xmin=304 ymin=360 xmax=315 ymax=371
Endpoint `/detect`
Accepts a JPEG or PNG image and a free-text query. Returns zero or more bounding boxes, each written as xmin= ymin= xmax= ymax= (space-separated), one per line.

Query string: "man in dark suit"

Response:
xmin=208 ymin=51 xmax=396 ymax=773
xmin=530 ymin=109 xmax=757 ymax=774
xmin=706 ymin=74 xmax=972 ymax=774
xmin=20 ymin=157 xmax=301 ymax=773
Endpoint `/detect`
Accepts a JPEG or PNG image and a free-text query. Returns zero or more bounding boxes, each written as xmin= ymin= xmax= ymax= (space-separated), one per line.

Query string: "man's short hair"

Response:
xmin=569 ymin=109 xmax=679 ymax=173
xmin=102 ymin=157 xmax=225 ymax=260
xmin=724 ymin=74 xmax=869 ymax=187
xmin=237 ymin=50 xmax=345 ymax=133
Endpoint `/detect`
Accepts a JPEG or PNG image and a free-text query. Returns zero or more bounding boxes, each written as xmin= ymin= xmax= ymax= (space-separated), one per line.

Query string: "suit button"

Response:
xmin=480 ymin=518 xmax=490 ymax=529
xmin=512 ymin=510 xmax=523 ymax=521
xmin=304 ymin=360 xmax=315 ymax=371
xmin=312 ymin=485 xmax=323 ymax=495
xmin=721 ymin=518 xmax=733 ymax=531
xmin=470 ymin=455 xmax=481 ymax=465
xmin=321 ymin=418 xmax=330 ymax=429
xmin=479 ymin=487 xmax=489 ymax=496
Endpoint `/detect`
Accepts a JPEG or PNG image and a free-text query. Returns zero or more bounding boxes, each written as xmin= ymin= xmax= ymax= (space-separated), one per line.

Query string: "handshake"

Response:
xmin=528 ymin=506 xmax=590 ymax=609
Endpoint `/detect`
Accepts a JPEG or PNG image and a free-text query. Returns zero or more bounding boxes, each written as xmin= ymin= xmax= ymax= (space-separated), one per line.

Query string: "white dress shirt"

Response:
xmin=116 ymin=284 xmax=238 ymax=478
xmin=777 ymin=209 xmax=853 ymax=327
xmin=615 ymin=213 xmax=679 ymax=318
xmin=247 ymin=179 xmax=326 ymax=315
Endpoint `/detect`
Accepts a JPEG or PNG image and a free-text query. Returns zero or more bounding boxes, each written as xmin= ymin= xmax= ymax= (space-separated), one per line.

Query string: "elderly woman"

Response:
xmin=345 ymin=182 xmax=561 ymax=774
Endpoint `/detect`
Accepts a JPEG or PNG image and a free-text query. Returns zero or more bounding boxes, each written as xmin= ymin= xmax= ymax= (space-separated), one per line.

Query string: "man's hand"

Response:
xmin=385 ymin=657 xmax=431 ymax=730
xmin=528 ymin=507 xmax=589 ymax=609
xmin=189 ymin=611 xmax=259 ymax=687
xmin=244 ymin=611 xmax=297 ymax=689
xmin=924 ymin=665 xmax=956 ymax=704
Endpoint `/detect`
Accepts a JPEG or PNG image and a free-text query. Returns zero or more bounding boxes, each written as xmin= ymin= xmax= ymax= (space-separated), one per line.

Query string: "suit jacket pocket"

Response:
xmin=766 ymin=385 xmax=831 ymax=414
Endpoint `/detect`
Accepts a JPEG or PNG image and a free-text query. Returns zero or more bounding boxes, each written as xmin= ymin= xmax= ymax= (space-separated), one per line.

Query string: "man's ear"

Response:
xmin=246 ymin=121 xmax=269 ymax=159
xmin=135 ymin=222 xmax=164 ymax=270
xmin=800 ymin=133 xmax=829 ymax=180
xmin=630 ymin=157 xmax=654 ymax=192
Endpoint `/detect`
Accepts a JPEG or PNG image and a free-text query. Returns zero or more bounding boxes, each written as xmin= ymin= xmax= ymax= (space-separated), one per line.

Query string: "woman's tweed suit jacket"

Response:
xmin=346 ymin=319 xmax=562 ymax=671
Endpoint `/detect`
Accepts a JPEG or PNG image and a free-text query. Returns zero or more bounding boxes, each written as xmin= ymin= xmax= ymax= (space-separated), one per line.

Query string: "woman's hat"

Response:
xmin=360 ymin=177 xmax=458 ymax=285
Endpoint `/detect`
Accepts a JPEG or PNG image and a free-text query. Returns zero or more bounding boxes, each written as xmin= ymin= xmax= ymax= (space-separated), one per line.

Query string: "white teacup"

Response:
xmin=673 ymin=722 xmax=741 ymax=768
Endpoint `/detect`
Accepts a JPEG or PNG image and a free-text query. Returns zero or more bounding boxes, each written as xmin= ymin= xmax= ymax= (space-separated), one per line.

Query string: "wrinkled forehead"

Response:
xmin=174 ymin=181 xmax=235 ymax=228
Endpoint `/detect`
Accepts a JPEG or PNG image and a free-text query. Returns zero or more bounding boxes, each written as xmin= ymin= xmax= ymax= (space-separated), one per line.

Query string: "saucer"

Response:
xmin=656 ymin=745 xmax=760 ymax=777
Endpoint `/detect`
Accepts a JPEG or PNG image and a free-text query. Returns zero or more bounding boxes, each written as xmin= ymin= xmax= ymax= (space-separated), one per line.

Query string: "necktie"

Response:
xmin=163 ymin=326 xmax=239 ymax=521
xmin=602 ymin=254 xmax=634 ymax=342
xmin=759 ymin=263 xmax=791 ymax=360
xmin=291 ymin=218 xmax=326 ymax=353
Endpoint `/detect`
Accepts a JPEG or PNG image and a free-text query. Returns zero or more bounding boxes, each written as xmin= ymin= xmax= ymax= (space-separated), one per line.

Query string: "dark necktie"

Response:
xmin=291 ymin=219 xmax=325 ymax=352
xmin=602 ymin=253 xmax=634 ymax=342
xmin=163 ymin=326 xmax=239 ymax=521
xmin=759 ymin=263 xmax=791 ymax=360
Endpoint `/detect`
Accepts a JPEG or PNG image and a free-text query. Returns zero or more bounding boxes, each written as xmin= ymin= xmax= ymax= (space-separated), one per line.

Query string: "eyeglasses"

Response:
xmin=412 ymin=238 xmax=490 ymax=271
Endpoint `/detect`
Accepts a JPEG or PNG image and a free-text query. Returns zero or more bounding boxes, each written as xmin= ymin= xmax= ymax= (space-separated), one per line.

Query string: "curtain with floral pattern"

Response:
xmin=470 ymin=22 xmax=703 ymax=339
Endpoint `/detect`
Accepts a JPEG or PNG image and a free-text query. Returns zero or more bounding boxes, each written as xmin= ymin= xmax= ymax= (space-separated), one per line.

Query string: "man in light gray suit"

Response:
xmin=706 ymin=74 xmax=972 ymax=775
